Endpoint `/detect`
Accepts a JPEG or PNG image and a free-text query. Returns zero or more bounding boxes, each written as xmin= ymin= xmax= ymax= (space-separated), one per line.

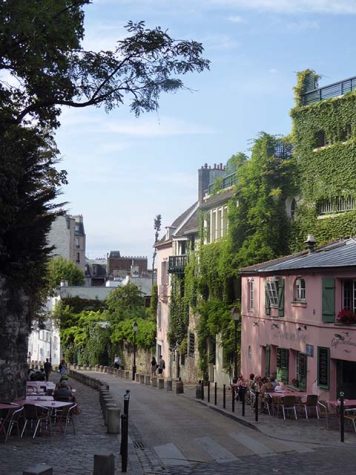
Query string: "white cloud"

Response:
xmin=106 ymin=117 xmax=215 ymax=137
xmin=285 ymin=19 xmax=320 ymax=31
xmin=209 ymin=0 xmax=356 ymax=14
xmin=227 ymin=15 xmax=246 ymax=23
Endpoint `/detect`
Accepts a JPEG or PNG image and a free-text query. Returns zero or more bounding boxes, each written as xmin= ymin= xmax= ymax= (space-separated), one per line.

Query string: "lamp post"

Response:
xmin=132 ymin=321 xmax=138 ymax=380
xmin=231 ymin=307 xmax=240 ymax=379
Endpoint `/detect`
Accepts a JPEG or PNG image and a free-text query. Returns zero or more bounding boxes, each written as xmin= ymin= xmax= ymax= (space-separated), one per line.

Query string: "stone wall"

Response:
xmin=0 ymin=282 xmax=29 ymax=401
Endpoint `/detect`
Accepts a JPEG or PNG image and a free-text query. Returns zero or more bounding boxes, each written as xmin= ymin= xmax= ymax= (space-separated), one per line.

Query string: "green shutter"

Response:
xmin=278 ymin=279 xmax=285 ymax=317
xmin=265 ymin=284 xmax=271 ymax=315
xmin=322 ymin=278 xmax=335 ymax=323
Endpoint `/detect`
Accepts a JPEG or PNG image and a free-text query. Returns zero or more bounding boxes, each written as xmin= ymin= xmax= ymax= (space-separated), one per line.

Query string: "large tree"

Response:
xmin=0 ymin=0 xmax=209 ymax=400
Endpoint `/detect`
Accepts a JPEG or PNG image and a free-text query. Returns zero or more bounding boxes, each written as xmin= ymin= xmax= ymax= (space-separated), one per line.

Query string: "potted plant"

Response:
xmin=336 ymin=308 xmax=356 ymax=324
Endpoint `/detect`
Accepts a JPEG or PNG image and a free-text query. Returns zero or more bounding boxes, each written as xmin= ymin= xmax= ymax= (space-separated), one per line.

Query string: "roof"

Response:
xmin=239 ymin=238 xmax=356 ymax=274
xmin=174 ymin=209 xmax=198 ymax=237
xmin=200 ymin=188 xmax=235 ymax=210
xmin=156 ymin=202 xmax=198 ymax=246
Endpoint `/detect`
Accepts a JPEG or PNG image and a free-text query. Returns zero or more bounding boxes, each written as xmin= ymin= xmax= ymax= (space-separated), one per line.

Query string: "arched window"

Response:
xmin=294 ymin=278 xmax=306 ymax=301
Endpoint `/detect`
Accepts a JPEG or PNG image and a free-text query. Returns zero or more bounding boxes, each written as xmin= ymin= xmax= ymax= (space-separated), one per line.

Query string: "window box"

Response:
xmin=336 ymin=308 xmax=356 ymax=324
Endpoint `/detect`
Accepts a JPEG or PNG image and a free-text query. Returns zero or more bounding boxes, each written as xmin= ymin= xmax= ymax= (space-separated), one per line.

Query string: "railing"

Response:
xmin=302 ymin=76 xmax=356 ymax=105
xmin=168 ymin=255 xmax=187 ymax=274
xmin=317 ymin=196 xmax=356 ymax=216
xmin=208 ymin=173 xmax=236 ymax=194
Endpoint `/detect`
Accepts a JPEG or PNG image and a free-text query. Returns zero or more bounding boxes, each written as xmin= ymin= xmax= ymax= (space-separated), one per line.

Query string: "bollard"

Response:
xmin=214 ymin=382 xmax=217 ymax=406
xmin=176 ymin=379 xmax=184 ymax=394
xmin=340 ymin=392 xmax=345 ymax=442
xmin=166 ymin=379 xmax=173 ymax=391
xmin=121 ymin=414 xmax=128 ymax=472
xmin=139 ymin=374 xmax=145 ymax=384
xmin=195 ymin=383 xmax=202 ymax=399
xmin=107 ymin=407 xmax=121 ymax=434
xmin=223 ymin=384 xmax=226 ymax=409
xmin=152 ymin=377 xmax=157 ymax=387
xmin=255 ymin=391 xmax=259 ymax=422
xmin=93 ymin=452 xmax=115 ymax=475
xmin=125 ymin=370 xmax=130 ymax=379
xmin=240 ymin=386 xmax=246 ymax=417
xmin=145 ymin=375 xmax=151 ymax=385
xmin=201 ymin=380 xmax=205 ymax=400
xmin=135 ymin=373 xmax=140 ymax=382
xmin=158 ymin=378 xmax=164 ymax=390
xmin=105 ymin=404 xmax=118 ymax=426
xmin=207 ymin=381 xmax=210 ymax=403
xmin=23 ymin=464 xmax=53 ymax=475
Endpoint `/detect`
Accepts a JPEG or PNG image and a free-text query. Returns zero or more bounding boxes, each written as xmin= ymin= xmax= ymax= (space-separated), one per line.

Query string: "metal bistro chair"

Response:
xmin=21 ymin=404 xmax=51 ymax=439
xmin=280 ymin=395 xmax=298 ymax=420
xmin=301 ymin=395 xmax=320 ymax=419
xmin=344 ymin=408 xmax=356 ymax=432
xmin=5 ymin=406 xmax=24 ymax=443
xmin=55 ymin=403 xmax=78 ymax=434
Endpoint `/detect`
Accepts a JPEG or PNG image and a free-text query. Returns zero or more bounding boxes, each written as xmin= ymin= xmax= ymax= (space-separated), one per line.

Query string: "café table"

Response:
xmin=25 ymin=395 xmax=54 ymax=401
xmin=26 ymin=381 xmax=55 ymax=391
xmin=0 ymin=402 xmax=20 ymax=410
xmin=328 ymin=399 xmax=356 ymax=409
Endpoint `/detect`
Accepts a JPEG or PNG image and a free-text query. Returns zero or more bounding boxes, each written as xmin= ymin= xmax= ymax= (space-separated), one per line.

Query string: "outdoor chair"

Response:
xmin=55 ymin=403 xmax=77 ymax=434
xmin=271 ymin=395 xmax=283 ymax=417
xmin=318 ymin=400 xmax=338 ymax=430
xmin=5 ymin=406 xmax=24 ymax=442
xmin=301 ymin=395 xmax=319 ymax=419
xmin=21 ymin=404 xmax=51 ymax=439
xmin=280 ymin=395 xmax=298 ymax=420
xmin=0 ymin=410 xmax=12 ymax=441
xmin=344 ymin=408 xmax=356 ymax=432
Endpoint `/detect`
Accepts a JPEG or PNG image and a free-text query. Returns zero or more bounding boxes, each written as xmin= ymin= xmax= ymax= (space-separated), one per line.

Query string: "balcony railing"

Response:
xmin=168 ymin=255 xmax=187 ymax=274
xmin=302 ymin=76 xmax=356 ymax=105
xmin=208 ymin=173 xmax=236 ymax=194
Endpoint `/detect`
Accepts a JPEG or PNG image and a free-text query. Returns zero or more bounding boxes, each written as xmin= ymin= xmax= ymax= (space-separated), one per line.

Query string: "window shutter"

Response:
xmin=278 ymin=279 xmax=285 ymax=317
xmin=322 ymin=278 xmax=335 ymax=323
xmin=265 ymin=284 xmax=271 ymax=315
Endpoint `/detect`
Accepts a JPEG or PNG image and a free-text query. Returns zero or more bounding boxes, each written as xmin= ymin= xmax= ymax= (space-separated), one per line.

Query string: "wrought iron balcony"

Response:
xmin=302 ymin=76 xmax=356 ymax=105
xmin=208 ymin=173 xmax=236 ymax=194
xmin=168 ymin=255 xmax=187 ymax=274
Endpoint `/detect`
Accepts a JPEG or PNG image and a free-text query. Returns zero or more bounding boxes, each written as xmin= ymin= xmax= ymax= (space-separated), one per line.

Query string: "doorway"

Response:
xmin=337 ymin=360 xmax=356 ymax=398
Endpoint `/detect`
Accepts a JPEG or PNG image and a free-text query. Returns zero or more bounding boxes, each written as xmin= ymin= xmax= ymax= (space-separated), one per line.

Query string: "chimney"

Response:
xmin=304 ymin=234 xmax=316 ymax=253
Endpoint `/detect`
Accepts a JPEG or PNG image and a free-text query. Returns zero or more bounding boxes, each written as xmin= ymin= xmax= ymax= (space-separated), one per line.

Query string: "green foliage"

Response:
xmin=293 ymin=69 xmax=320 ymax=107
xmin=47 ymin=257 xmax=84 ymax=290
xmin=291 ymin=72 xmax=356 ymax=249
xmin=150 ymin=284 xmax=158 ymax=317
xmin=168 ymin=276 xmax=189 ymax=348
xmin=106 ymin=283 xmax=146 ymax=323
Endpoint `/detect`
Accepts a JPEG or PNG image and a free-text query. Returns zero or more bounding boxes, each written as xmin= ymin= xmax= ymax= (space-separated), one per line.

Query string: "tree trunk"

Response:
xmin=0 ymin=279 xmax=29 ymax=402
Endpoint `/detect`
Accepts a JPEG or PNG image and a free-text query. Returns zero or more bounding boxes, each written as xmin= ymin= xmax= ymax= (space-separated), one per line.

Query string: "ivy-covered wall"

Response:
xmin=291 ymin=70 xmax=356 ymax=248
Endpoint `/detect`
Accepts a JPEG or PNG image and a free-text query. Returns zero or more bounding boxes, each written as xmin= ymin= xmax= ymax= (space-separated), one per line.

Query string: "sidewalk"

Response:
xmin=180 ymin=382 xmax=356 ymax=447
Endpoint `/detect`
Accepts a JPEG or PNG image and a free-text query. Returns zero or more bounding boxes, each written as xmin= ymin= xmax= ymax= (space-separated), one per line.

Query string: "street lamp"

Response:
xmin=231 ymin=307 xmax=240 ymax=379
xmin=132 ymin=321 xmax=138 ymax=380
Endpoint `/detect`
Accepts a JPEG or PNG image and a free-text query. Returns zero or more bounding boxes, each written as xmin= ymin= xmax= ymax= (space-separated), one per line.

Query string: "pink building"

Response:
xmin=240 ymin=238 xmax=356 ymax=400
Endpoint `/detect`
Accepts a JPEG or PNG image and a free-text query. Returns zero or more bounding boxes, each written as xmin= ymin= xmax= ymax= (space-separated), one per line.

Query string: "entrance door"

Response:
xmin=337 ymin=360 xmax=356 ymax=398
xmin=297 ymin=353 xmax=307 ymax=390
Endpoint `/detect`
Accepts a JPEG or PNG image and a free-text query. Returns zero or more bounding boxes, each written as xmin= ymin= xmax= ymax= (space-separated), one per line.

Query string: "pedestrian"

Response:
xmin=44 ymin=358 xmax=52 ymax=381
xmin=59 ymin=358 xmax=68 ymax=376
xmin=157 ymin=355 xmax=165 ymax=376
xmin=114 ymin=355 xmax=122 ymax=369
xmin=151 ymin=356 xmax=157 ymax=375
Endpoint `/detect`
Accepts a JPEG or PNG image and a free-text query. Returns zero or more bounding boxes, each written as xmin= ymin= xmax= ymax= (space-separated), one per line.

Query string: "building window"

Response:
xmin=157 ymin=302 xmax=162 ymax=329
xmin=188 ymin=332 xmax=195 ymax=357
xmin=290 ymin=199 xmax=296 ymax=220
xmin=296 ymin=352 xmax=307 ymax=390
xmin=161 ymin=261 xmax=168 ymax=285
xmin=76 ymin=252 xmax=80 ymax=263
xmin=317 ymin=347 xmax=330 ymax=389
xmin=276 ymin=348 xmax=289 ymax=383
xmin=248 ymin=279 xmax=254 ymax=310
xmin=314 ymin=130 xmax=327 ymax=148
xmin=294 ymin=278 xmax=306 ymax=301
xmin=266 ymin=280 xmax=279 ymax=306
xmin=343 ymin=280 xmax=356 ymax=311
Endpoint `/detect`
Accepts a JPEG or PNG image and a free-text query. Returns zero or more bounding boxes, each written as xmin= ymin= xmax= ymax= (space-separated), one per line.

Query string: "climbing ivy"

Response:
xmin=291 ymin=70 xmax=356 ymax=249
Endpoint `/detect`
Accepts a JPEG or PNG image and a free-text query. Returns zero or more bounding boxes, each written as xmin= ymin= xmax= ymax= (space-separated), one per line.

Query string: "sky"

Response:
xmin=54 ymin=0 xmax=356 ymax=263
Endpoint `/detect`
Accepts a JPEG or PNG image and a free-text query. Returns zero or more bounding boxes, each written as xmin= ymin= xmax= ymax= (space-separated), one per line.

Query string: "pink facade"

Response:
xmin=240 ymin=240 xmax=356 ymax=400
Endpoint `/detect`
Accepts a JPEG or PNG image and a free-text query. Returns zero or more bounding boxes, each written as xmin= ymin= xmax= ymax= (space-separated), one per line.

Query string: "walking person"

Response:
xmin=114 ymin=355 xmax=122 ymax=369
xmin=151 ymin=356 xmax=157 ymax=375
xmin=157 ymin=355 xmax=165 ymax=376
xmin=44 ymin=358 xmax=52 ymax=382
xmin=59 ymin=358 xmax=68 ymax=376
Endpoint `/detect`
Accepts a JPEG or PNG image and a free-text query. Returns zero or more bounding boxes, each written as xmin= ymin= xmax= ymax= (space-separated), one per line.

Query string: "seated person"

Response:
xmin=54 ymin=382 xmax=75 ymax=402
xmin=274 ymin=381 xmax=285 ymax=392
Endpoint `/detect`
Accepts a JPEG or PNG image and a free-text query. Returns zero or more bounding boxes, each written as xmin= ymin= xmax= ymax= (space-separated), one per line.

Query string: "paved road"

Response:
xmin=87 ymin=372 xmax=356 ymax=474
